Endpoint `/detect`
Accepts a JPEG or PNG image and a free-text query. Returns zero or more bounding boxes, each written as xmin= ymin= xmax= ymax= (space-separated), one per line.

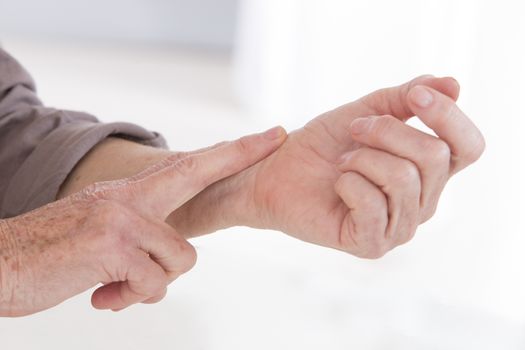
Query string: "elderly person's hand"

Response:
xmin=174 ymin=75 xmax=485 ymax=258
xmin=0 ymin=127 xmax=286 ymax=316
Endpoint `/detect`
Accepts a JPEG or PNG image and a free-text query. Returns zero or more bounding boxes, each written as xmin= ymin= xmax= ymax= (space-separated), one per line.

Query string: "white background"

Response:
xmin=0 ymin=0 xmax=238 ymax=49
xmin=1 ymin=1 xmax=524 ymax=349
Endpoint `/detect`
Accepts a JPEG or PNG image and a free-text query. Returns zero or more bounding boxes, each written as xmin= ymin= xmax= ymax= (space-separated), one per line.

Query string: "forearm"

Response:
xmin=0 ymin=219 xmax=15 ymax=314
xmin=57 ymin=137 xmax=253 ymax=238
xmin=57 ymin=137 xmax=173 ymax=198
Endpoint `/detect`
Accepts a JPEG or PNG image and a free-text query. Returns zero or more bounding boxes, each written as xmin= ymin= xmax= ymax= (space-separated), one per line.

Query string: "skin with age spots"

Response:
xmin=0 ymin=128 xmax=287 ymax=317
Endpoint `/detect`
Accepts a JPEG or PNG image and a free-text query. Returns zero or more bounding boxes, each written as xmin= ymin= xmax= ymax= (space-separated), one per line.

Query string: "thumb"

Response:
xmin=125 ymin=126 xmax=287 ymax=220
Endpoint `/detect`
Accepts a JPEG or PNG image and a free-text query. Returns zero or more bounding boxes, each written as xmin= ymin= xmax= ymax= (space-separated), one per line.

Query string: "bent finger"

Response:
xmin=407 ymin=86 xmax=485 ymax=174
xmin=334 ymin=171 xmax=389 ymax=259
xmin=142 ymin=288 xmax=168 ymax=304
xmin=136 ymin=220 xmax=197 ymax=281
xmin=349 ymin=115 xmax=450 ymax=222
xmin=91 ymin=253 xmax=167 ymax=311
xmin=339 ymin=148 xmax=421 ymax=246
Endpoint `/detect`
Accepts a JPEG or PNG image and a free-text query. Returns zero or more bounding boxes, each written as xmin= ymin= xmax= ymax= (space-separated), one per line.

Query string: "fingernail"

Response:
xmin=419 ymin=74 xmax=435 ymax=80
xmin=263 ymin=126 xmax=284 ymax=140
xmin=350 ymin=118 xmax=371 ymax=135
xmin=411 ymin=86 xmax=434 ymax=108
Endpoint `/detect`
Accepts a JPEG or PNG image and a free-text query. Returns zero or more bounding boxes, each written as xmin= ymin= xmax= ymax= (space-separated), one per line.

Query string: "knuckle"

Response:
xmin=426 ymin=139 xmax=451 ymax=165
xmin=420 ymin=203 xmax=438 ymax=223
xmin=165 ymin=151 xmax=189 ymax=163
xmin=147 ymin=290 xmax=168 ymax=304
xmin=362 ymin=244 xmax=388 ymax=260
xmin=235 ymin=136 xmax=252 ymax=154
xmin=408 ymin=224 xmax=418 ymax=241
xmin=463 ymin=134 xmax=486 ymax=164
xmin=173 ymin=155 xmax=198 ymax=177
xmin=179 ymin=242 xmax=198 ymax=273
xmin=105 ymin=229 xmax=132 ymax=254
xmin=142 ymin=277 xmax=167 ymax=296
xmin=335 ymin=172 xmax=356 ymax=194
xmin=78 ymin=181 xmax=114 ymax=200
xmin=150 ymin=281 xmax=168 ymax=296
xmin=368 ymin=116 xmax=396 ymax=139
xmin=392 ymin=161 xmax=419 ymax=186
xmin=399 ymin=225 xmax=418 ymax=245
xmin=156 ymin=152 xmax=191 ymax=174
xmin=93 ymin=200 xmax=128 ymax=224
xmin=167 ymin=233 xmax=197 ymax=274
xmin=89 ymin=200 xmax=134 ymax=249
xmin=75 ymin=180 xmax=131 ymax=204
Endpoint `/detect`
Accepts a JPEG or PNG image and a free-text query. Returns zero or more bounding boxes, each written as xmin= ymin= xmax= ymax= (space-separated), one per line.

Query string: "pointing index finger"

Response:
xmin=126 ymin=127 xmax=287 ymax=220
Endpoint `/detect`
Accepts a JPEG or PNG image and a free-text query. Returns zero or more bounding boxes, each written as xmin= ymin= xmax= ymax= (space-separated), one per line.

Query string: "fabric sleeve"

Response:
xmin=0 ymin=48 xmax=168 ymax=218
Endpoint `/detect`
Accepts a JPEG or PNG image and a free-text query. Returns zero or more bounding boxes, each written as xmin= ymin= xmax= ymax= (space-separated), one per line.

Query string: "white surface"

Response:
xmin=0 ymin=34 xmax=524 ymax=349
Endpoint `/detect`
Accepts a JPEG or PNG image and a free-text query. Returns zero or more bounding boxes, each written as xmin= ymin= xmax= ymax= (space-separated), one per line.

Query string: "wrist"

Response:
xmin=167 ymin=163 xmax=261 ymax=237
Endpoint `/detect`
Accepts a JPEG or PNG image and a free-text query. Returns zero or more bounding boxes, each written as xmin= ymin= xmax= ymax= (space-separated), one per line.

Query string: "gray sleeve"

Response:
xmin=0 ymin=48 xmax=168 ymax=218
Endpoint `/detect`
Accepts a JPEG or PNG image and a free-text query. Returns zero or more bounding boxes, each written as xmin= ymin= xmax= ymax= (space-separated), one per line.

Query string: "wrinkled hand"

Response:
xmin=221 ymin=76 xmax=485 ymax=258
xmin=0 ymin=127 xmax=286 ymax=316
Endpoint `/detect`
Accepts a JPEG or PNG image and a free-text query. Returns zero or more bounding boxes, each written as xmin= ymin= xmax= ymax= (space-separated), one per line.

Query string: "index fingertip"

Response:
xmin=263 ymin=125 xmax=287 ymax=140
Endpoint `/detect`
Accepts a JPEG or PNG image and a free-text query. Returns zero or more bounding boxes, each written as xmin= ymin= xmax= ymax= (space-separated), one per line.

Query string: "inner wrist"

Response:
xmin=167 ymin=165 xmax=259 ymax=237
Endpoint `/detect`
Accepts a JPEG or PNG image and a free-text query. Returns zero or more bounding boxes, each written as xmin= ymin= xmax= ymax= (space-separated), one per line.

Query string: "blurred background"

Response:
xmin=1 ymin=0 xmax=524 ymax=349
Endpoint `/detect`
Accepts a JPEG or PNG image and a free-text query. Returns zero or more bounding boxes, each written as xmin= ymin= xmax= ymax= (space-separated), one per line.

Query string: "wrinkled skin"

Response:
xmin=0 ymin=196 xmax=196 ymax=317
xmin=0 ymin=128 xmax=286 ymax=316
xmin=0 ymin=75 xmax=485 ymax=317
